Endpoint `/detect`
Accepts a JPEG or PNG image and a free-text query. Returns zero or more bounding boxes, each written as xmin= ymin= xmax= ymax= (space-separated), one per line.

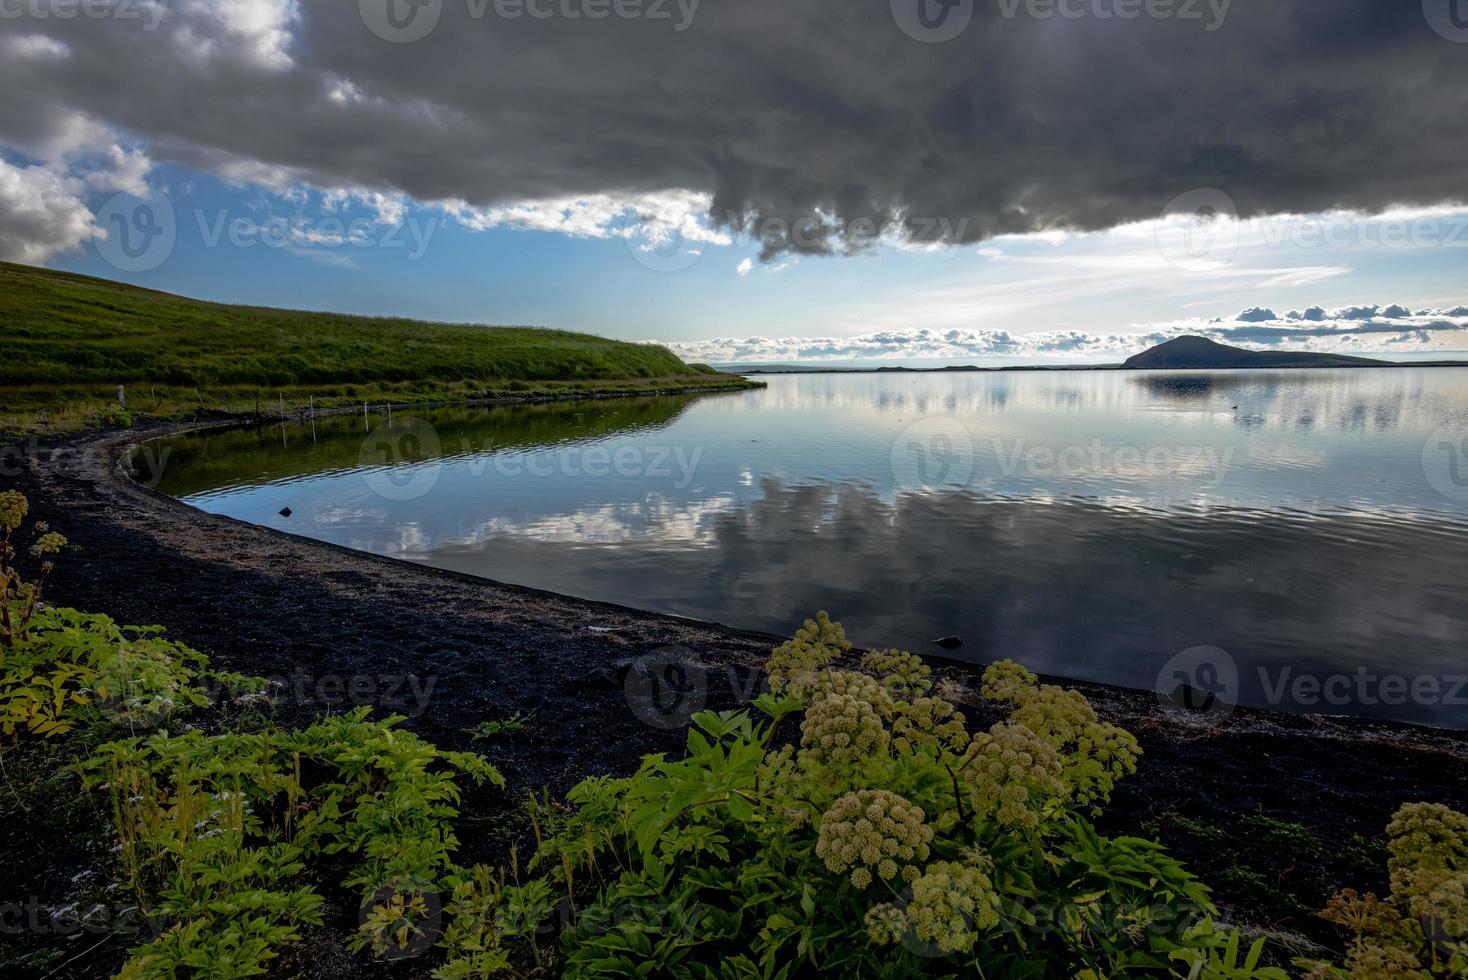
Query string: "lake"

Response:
xmin=132 ymin=369 xmax=1468 ymax=727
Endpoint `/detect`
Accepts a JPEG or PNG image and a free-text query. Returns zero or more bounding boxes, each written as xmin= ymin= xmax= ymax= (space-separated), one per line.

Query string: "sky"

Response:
xmin=2 ymin=0 xmax=1467 ymax=364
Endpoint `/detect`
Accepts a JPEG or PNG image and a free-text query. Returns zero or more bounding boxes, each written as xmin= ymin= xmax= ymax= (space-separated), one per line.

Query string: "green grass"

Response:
xmin=0 ymin=262 xmax=754 ymax=434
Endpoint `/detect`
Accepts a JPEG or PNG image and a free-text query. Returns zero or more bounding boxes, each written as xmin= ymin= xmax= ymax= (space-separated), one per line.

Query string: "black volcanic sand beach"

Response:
xmin=3 ymin=419 xmax=1466 ymax=977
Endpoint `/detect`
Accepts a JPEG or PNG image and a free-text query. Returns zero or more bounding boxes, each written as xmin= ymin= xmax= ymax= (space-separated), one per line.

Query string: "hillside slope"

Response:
xmin=0 ymin=262 xmax=744 ymax=431
xmin=1122 ymin=335 xmax=1387 ymax=369
xmin=0 ymin=262 xmax=700 ymax=387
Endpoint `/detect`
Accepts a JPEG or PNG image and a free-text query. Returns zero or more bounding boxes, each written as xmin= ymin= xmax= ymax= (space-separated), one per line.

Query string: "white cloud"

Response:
xmin=664 ymin=303 xmax=1468 ymax=363
xmin=441 ymin=188 xmax=727 ymax=260
xmin=173 ymin=0 xmax=299 ymax=69
xmin=0 ymin=108 xmax=159 ymax=266
xmin=736 ymin=258 xmax=753 ymax=277
xmin=0 ymin=158 xmax=98 ymax=264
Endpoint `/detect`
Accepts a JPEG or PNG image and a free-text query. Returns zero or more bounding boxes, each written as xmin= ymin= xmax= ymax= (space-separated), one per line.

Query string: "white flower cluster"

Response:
xmin=860 ymin=648 xmax=932 ymax=701
xmin=1388 ymin=802 xmax=1468 ymax=941
xmin=890 ymin=695 xmax=968 ymax=752
xmin=863 ymin=858 xmax=1003 ymax=955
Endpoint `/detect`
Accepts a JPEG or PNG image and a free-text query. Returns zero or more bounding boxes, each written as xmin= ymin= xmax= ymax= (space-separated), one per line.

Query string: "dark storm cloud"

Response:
xmin=1 ymin=0 xmax=1466 ymax=258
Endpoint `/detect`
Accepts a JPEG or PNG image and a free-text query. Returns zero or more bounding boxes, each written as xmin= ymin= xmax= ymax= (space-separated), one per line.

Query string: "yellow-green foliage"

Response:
xmin=0 ymin=492 xmax=229 ymax=739
xmin=0 ymin=606 xmax=220 ymax=738
xmin=531 ymin=612 xmax=1284 ymax=978
xmin=80 ymin=709 xmax=503 ymax=977
xmin=0 ymin=492 xmax=250 ymax=738
xmin=2 ymin=494 xmax=525 ymax=975
xmin=0 ymin=488 xmax=65 ymax=647
xmin=1301 ymin=802 xmax=1468 ymax=979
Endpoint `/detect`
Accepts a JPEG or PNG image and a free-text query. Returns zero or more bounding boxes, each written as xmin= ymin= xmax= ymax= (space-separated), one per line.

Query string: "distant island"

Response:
xmin=1121 ymin=335 xmax=1390 ymax=369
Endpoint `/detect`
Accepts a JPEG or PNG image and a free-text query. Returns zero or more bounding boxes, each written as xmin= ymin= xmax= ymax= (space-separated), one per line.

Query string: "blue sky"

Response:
xmin=44 ymin=164 xmax=1468 ymax=365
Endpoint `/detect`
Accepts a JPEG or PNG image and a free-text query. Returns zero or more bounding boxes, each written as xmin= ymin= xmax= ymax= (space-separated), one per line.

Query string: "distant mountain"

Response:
xmin=1122 ymin=336 xmax=1388 ymax=370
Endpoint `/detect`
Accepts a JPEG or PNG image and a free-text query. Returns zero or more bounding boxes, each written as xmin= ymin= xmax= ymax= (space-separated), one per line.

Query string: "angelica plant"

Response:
xmin=1300 ymin=802 xmax=1468 ymax=978
xmin=535 ymin=612 xmax=1280 ymax=977
xmin=0 ymin=489 xmax=66 ymax=647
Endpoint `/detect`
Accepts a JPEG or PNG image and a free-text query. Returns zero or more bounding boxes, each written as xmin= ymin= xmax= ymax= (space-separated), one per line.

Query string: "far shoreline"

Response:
xmin=730 ymin=360 xmax=1468 ymax=374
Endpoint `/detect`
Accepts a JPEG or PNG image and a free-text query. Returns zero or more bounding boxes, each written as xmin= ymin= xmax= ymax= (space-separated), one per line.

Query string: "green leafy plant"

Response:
xmin=79 ymin=709 xmax=504 ymax=977
xmin=100 ymin=408 xmax=135 ymax=429
xmin=468 ymin=712 xmax=534 ymax=741
xmin=0 ymin=491 xmax=254 ymax=739
xmin=0 ymin=489 xmax=66 ymax=647
xmin=526 ymin=612 xmax=1282 ymax=978
xmin=0 ymin=605 xmax=220 ymax=738
xmin=433 ymin=864 xmax=559 ymax=979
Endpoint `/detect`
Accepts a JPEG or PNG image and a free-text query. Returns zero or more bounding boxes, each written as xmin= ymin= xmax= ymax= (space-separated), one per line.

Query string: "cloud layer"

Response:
xmin=667 ymin=303 xmax=1468 ymax=363
xmin=2 ymin=0 xmax=1467 ymax=264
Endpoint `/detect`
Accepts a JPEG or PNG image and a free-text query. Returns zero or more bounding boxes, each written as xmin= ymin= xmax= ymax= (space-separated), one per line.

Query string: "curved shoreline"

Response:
xmin=20 ymin=416 xmax=1468 ymax=747
xmin=7 ymin=415 xmax=1468 ymax=954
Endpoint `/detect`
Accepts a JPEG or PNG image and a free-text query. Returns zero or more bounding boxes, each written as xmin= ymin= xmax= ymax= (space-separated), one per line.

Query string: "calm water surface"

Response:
xmin=136 ymin=370 xmax=1468 ymax=727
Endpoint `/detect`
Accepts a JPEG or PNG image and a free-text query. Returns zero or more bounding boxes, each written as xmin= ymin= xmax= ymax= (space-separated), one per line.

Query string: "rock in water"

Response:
xmin=279 ymin=506 xmax=293 ymax=518
xmin=932 ymin=635 xmax=963 ymax=651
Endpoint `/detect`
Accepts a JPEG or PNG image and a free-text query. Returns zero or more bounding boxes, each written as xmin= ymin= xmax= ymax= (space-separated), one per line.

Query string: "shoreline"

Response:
xmin=5 ymin=409 xmax=1468 ymax=968
xmin=0 ymin=373 xmax=766 ymax=441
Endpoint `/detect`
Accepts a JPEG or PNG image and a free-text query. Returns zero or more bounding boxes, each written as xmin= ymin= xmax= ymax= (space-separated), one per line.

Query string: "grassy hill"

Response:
xmin=0 ymin=262 xmax=747 ymax=433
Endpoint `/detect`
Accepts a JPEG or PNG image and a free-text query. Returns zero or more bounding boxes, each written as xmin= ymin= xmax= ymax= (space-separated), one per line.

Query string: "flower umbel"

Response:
xmin=800 ymin=693 xmax=890 ymax=770
xmin=906 ymin=860 xmax=1002 ymax=955
xmin=959 ymin=721 xmax=1067 ymax=827
xmin=767 ymin=611 xmax=851 ymax=695
xmin=816 ymin=790 xmax=933 ymax=888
